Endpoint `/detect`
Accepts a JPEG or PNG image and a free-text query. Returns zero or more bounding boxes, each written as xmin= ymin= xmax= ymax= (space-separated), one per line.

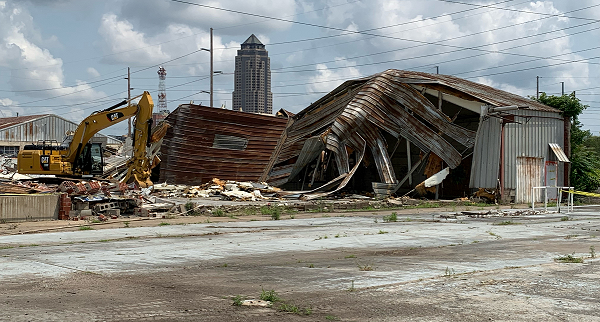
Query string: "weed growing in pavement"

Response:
xmin=357 ymin=262 xmax=374 ymax=271
xmin=79 ymin=226 xmax=93 ymax=230
xmin=185 ymin=202 xmax=202 ymax=216
xmin=493 ymin=220 xmax=520 ymax=225
xmin=91 ymin=219 xmax=101 ymax=224
xmin=290 ymin=215 xmax=295 ymax=219
xmin=326 ymin=315 xmax=340 ymax=320
xmin=158 ymin=222 xmax=170 ymax=226
xmin=590 ymin=246 xmax=596 ymax=258
xmin=555 ymin=254 xmax=584 ymax=263
xmin=347 ymin=280 xmax=356 ymax=292
xmin=212 ymin=208 xmax=225 ymax=217
xmin=308 ymin=263 xmax=315 ymax=268
xmin=123 ymin=221 xmax=130 ymax=228
xmin=561 ymin=216 xmax=570 ymax=221
xmin=445 ymin=267 xmax=456 ymax=276
xmin=227 ymin=214 xmax=238 ymax=219
xmin=565 ymin=234 xmax=579 ymax=239
xmin=383 ymin=212 xmax=398 ymax=222
xmin=278 ymin=303 xmax=299 ymax=314
xmin=0 ymin=246 xmax=14 ymax=249
xmin=378 ymin=230 xmax=388 ymax=234
xmin=221 ymin=263 xmax=228 ymax=267
xmin=345 ymin=254 xmax=356 ymax=259
xmin=259 ymin=288 xmax=280 ymax=302
xmin=243 ymin=207 xmax=258 ymax=216
xmin=260 ymin=205 xmax=282 ymax=220
xmin=232 ymin=295 xmax=244 ymax=306
xmin=486 ymin=231 xmax=501 ymax=239
xmin=373 ymin=218 xmax=378 ymax=223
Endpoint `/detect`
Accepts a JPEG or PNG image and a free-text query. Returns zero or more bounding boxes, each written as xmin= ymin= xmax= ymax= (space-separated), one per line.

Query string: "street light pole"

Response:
xmin=210 ymin=28 xmax=213 ymax=107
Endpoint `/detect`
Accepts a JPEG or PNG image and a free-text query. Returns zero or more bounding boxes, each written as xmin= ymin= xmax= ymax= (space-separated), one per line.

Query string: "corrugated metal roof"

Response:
xmin=373 ymin=70 xmax=559 ymax=113
xmin=265 ymin=69 xmax=477 ymax=195
xmin=549 ymin=143 xmax=570 ymax=162
xmin=0 ymin=115 xmax=49 ymax=131
xmin=159 ymin=104 xmax=288 ymax=185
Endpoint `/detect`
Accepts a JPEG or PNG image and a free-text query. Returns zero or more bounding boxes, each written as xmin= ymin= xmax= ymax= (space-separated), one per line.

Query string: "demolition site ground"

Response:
xmin=1 ymin=205 xmax=600 ymax=321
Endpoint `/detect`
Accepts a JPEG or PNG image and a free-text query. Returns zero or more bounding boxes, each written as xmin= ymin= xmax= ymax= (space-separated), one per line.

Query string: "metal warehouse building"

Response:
xmin=0 ymin=114 xmax=122 ymax=156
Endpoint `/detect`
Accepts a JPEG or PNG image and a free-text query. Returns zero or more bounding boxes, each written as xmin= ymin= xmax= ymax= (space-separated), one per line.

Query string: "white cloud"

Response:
xmin=0 ymin=2 xmax=105 ymax=107
xmin=119 ymin=0 xmax=296 ymax=35
xmin=0 ymin=98 xmax=23 ymax=117
xmin=98 ymin=13 xmax=170 ymax=65
xmin=97 ymin=14 xmax=239 ymax=77
xmin=86 ymin=67 xmax=100 ymax=78
xmin=307 ymin=57 xmax=361 ymax=93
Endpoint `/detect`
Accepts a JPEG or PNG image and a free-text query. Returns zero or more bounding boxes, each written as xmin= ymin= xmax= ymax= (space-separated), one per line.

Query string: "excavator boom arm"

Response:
xmin=64 ymin=91 xmax=154 ymax=164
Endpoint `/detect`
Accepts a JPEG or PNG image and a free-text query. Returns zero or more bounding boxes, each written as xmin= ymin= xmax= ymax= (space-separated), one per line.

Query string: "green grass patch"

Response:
xmin=79 ymin=226 xmax=93 ymax=230
xmin=259 ymin=288 xmax=280 ymax=302
xmin=383 ymin=212 xmax=397 ymax=222
xmin=158 ymin=222 xmax=170 ymax=226
xmin=555 ymin=254 xmax=584 ymax=263
xmin=212 ymin=208 xmax=225 ymax=217
xmin=232 ymin=295 xmax=244 ymax=306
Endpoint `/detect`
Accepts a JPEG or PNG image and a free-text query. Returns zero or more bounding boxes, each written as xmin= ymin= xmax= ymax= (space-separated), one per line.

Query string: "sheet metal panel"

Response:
xmin=515 ymin=157 xmax=544 ymax=203
xmin=469 ymin=115 xmax=502 ymax=189
xmin=503 ymin=109 xmax=565 ymax=189
xmin=159 ymin=104 xmax=288 ymax=185
xmin=549 ymin=143 xmax=570 ymax=162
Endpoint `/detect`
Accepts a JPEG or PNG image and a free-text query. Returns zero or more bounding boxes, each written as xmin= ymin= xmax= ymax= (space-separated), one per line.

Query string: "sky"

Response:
xmin=0 ymin=0 xmax=599 ymax=136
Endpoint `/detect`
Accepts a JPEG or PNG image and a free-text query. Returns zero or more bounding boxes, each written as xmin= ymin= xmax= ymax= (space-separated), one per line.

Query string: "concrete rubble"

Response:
xmin=151 ymin=178 xmax=281 ymax=201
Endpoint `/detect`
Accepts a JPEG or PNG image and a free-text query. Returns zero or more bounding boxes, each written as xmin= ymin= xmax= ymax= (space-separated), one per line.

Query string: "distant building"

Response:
xmin=232 ymin=34 xmax=273 ymax=114
xmin=0 ymin=114 xmax=121 ymax=156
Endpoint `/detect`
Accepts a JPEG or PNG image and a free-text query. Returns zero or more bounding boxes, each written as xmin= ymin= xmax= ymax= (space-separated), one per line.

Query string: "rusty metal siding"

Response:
xmin=469 ymin=114 xmax=502 ymax=189
xmin=503 ymin=109 xmax=565 ymax=190
xmin=159 ymin=104 xmax=288 ymax=185
xmin=0 ymin=194 xmax=60 ymax=222
xmin=515 ymin=157 xmax=544 ymax=203
xmin=0 ymin=115 xmax=121 ymax=145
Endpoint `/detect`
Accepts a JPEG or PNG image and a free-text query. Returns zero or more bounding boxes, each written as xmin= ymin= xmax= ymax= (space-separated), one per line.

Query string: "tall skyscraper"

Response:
xmin=232 ymin=34 xmax=272 ymax=114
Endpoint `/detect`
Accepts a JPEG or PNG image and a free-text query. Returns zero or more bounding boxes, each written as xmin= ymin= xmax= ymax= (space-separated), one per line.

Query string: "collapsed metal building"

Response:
xmin=159 ymin=104 xmax=288 ymax=185
xmin=160 ymin=69 xmax=569 ymax=202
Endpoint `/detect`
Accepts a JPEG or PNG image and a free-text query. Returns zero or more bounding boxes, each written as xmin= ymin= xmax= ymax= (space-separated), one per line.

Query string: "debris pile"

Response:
xmin=151 ymin=178 xmax=282 ymax=201
xmin=461 ymin=209 xmax=542 ymax=217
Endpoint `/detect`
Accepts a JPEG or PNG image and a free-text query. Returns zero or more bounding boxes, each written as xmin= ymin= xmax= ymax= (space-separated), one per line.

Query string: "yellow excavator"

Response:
xmin=17 ymin=91 xmax=157 ymax=188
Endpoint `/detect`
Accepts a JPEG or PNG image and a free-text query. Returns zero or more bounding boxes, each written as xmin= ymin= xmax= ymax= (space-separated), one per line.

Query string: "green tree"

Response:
xmin=536 ymin=92 xmax=600 ymax=192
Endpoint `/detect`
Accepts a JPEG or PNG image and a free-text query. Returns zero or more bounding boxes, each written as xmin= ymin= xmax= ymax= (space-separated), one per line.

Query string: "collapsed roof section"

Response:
xmin=160 ymin=104 xmax=289 ymax=185
xmin=263 ymin=69 xmax=554 ymax=198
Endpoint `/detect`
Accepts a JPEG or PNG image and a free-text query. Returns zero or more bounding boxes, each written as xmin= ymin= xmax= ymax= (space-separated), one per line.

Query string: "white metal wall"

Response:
xmin=503 ymin=109 xmax=565 ymax=190
xmin=0 ymin=115 xmax=121 ymax=145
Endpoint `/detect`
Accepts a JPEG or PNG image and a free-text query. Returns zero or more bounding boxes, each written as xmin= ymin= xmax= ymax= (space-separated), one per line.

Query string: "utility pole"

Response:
xmin=127 ymin=67 xmax=131 ymax=137
xmin=561 ymin=82 xmax=565 ymax=96
xmin=536 ymin=76 xmax=539 ymax=99
xmin=210 ymin=27 xmax=214 ymax=107
xmin=435 ymin=66 xmax=439 ymax=74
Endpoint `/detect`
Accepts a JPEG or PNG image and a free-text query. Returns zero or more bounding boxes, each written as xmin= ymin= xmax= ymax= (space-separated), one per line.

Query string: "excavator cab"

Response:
xmin=73 ymin=142 xmax=104 ymax=176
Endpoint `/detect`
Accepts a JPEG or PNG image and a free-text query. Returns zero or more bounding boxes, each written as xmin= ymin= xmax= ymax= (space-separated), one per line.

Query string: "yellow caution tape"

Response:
xmin=561 ymin=190 xmax=600 ymax=198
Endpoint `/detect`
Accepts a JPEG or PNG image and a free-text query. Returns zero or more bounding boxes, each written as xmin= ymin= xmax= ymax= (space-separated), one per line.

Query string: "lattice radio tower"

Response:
xmin=157 ymin=66 xmax=168 ymax=113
